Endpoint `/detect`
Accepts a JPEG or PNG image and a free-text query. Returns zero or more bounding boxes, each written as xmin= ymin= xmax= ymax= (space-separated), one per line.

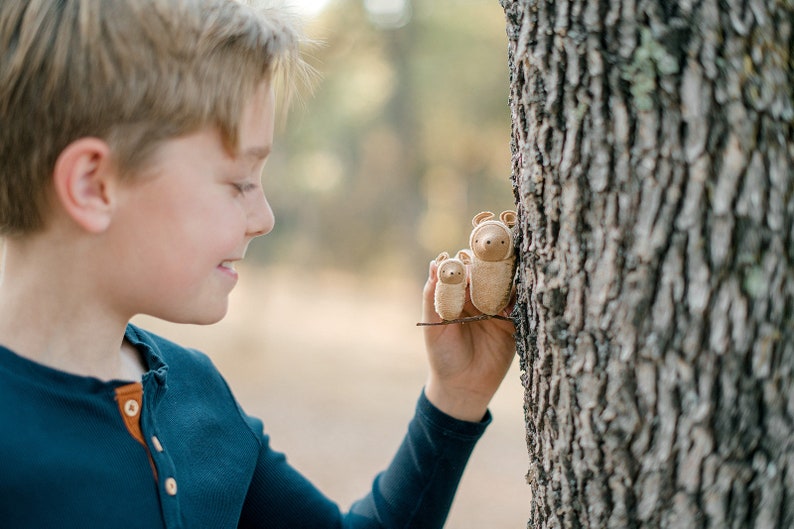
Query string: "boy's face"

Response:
xmin=106 ymin=82 xmax=276 ymax=325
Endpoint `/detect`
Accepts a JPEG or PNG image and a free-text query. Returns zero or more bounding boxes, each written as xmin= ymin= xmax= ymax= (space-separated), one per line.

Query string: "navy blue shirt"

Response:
xmin=0 ymin=324 xmax=489 ymax=528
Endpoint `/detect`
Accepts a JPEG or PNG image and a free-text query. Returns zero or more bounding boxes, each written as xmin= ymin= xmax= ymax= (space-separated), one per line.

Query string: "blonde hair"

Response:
xmin=0 ymin=0 xmax=305 ymax=235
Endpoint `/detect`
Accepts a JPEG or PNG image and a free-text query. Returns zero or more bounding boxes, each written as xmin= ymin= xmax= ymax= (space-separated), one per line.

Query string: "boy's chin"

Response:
xmin=188 ymin=308 xmax=229 ymax=326
xmin=155 ymin=304 xmax=229 ymax=326
xmin=186 ymin=314 xmax=227 ymax=326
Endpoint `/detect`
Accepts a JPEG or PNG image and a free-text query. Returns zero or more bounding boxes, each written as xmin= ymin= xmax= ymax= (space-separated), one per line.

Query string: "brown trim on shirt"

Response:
xmin=114 ymin=382 xmax=158 ymax=480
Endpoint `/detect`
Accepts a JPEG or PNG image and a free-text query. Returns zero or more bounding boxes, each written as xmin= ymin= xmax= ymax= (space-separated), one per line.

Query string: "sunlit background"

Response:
xmin=136 ymin=1 xmax=525 ymax=527
xmin=258 ymin=0 xmax=515 ymax=277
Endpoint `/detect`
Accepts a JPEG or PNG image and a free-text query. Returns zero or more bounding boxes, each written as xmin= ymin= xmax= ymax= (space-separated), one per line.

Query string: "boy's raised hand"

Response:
xmin=421 ymin=259 xmax=517 ymax=422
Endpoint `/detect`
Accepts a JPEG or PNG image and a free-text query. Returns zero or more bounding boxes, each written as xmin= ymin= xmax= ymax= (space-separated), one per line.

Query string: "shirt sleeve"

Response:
xmin=238 ymin=390 xmax=490 ymax=529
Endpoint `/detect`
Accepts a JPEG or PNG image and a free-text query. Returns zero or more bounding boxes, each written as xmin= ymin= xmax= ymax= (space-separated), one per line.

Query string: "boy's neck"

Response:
xmin=0 ymin=234 xmax=144 ymax=381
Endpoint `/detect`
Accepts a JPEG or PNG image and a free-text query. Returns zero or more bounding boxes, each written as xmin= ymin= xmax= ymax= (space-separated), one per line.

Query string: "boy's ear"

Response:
xmin=52 ymin=138 xmax=116 ymax=233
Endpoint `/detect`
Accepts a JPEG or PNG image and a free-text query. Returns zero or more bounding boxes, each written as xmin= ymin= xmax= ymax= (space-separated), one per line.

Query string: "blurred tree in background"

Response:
xmin=253 ymin=0 xmax=515 ymax=278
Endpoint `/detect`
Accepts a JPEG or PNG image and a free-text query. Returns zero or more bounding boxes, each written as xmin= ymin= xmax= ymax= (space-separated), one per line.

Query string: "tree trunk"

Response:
xmin=501 ymin=0 xmax=794 ymax=527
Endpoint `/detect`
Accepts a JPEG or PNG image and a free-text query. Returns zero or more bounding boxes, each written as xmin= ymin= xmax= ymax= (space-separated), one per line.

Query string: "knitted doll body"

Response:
xmin=434 ymin=251 xmax=469 ymax=321
xmin=468 ymin=211 xmax=517 ymax=316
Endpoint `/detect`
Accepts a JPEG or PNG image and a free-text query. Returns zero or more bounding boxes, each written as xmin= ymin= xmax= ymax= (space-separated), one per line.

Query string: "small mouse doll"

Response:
xmin=467 ymin=210 xmax=517 ymax=315
xmin=433 ymin=250 xmax=469 ymax=321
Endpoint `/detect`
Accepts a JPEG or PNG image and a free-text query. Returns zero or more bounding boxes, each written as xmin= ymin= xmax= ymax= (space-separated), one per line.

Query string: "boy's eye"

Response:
xmin=232 ymin=181 xmax=257 ymax=194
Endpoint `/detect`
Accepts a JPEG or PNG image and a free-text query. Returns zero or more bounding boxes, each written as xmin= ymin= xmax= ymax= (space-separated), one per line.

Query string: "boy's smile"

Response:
xmin=218 ymin=260 xmax=239 ymax=277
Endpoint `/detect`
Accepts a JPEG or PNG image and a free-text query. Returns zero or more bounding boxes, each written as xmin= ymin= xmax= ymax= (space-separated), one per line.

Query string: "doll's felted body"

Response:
xmin=468 ymin=211 xmax=517 ymax=316
xmin=434 ymin=251 xmax=468 ymax=321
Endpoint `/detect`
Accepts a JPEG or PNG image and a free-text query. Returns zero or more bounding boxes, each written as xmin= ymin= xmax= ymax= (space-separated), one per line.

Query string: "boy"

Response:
xmin=0 ymin=1 xmax=517 ymax=528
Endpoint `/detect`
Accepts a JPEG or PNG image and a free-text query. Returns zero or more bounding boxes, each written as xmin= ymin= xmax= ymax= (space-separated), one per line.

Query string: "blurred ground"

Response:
xmin=133 ymin=264 xmax=528 ymax=528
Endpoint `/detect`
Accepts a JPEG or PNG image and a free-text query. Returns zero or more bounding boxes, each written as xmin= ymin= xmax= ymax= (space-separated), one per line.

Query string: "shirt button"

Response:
xmin=165 ymin=477 xmax=177 ymax=496
xmin=151 ymin=436 xmax=164 ymax=452
xmin=123 ymin=399 xmax=140 ymax=417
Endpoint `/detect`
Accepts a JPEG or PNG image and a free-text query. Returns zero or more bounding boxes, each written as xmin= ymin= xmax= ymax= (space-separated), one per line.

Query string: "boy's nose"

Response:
xmin=246 ymin=189 xmax=274 ymax=238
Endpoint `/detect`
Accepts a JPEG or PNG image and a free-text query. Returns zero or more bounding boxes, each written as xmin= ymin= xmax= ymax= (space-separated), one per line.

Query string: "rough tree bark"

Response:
xmin=501 ymin=0 xmax=794 ymax=527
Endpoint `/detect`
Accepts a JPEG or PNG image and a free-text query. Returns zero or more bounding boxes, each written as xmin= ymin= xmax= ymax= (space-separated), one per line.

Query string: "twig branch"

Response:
xmin=416 ymin=314 xmax=512 ymax=326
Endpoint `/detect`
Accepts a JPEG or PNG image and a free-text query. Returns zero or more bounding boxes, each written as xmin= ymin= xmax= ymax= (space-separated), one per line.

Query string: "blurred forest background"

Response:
xmin=137 ymin=0 xmax=527 ymax=527
xmin=257 ymin=0 xmax=516 ymax=277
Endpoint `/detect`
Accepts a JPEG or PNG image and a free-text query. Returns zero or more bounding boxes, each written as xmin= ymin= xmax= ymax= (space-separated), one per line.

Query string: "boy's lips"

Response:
xmin=218 ymin=260 xmax=240 ymax=281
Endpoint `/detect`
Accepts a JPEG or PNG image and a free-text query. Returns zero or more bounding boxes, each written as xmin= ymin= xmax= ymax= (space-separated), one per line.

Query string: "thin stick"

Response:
xmin=416 ymin=314 xmax=512 ymax=326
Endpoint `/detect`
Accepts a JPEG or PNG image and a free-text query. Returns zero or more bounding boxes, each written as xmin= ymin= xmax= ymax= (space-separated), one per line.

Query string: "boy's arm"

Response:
xmin=345 ymin=259 xmax=515 ymax=526
xmin=239 ymin=260 xmax=515 ymax=528
xmin=347 ymin=390 xmax=489 ymax=527
xmin=346 ymin=261 xmax=516 ymax=528
xmin=239 ymin=392 xmax=489 ymax=529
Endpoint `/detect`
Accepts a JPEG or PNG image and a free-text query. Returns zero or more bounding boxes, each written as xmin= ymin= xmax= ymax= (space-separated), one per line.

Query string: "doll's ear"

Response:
xmin=500 ymin=210 xmax=517 ymax=228
xmin=471 ymin=211 xmax=495 ymax=227
xmin=435 ymin=251 xmax=450 ymax=263
xmin=456 ymin=249 xmax=472 ymax=265
xmin=52 ymin=138 xmax=116 ymax=234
